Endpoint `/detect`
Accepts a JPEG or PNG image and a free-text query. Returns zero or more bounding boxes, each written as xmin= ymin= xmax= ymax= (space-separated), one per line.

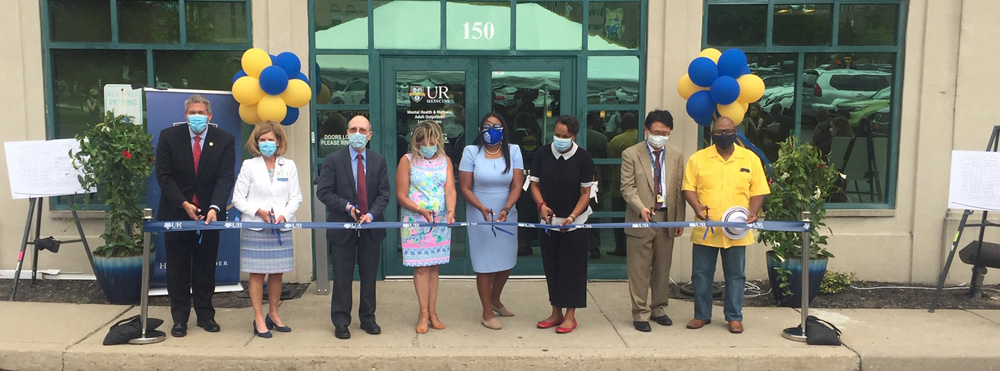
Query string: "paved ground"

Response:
xmin=3 ymin=280 xmax=1000 ymax=371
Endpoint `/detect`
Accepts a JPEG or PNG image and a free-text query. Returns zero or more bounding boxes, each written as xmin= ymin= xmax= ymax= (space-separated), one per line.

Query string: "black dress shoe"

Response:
xmin=334 ymin=325 xmax=351 ymax=339
xmin=651 ymin=315 xmax=673 ymax=326
xmin=633 ymin=321 xmax=651 ymax=332
xmin=589 ymin=250 xmax=601 ymax=259
xmin=196 ymin=319 xmax=221 ymax=332
xmin=606 ymin=250 xmax=626 ymax=257
xmin=360 ymin=322 xmax=381 ymax=335
xmin=171 ymin=323 xmax=187 ymax=337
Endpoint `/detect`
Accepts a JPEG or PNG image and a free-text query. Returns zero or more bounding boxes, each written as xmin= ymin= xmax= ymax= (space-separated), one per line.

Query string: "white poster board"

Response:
xmin=948 ymin=150 xmax=1000 ymax=211
xmin=4 ymin=139 xmax=94 ymax=199
xmin=104 ymin=84 xmax=143 ymax=124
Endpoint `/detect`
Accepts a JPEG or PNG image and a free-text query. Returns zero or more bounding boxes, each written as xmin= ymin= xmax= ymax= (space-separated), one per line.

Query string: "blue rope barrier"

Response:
xmin=144 ymin=220 xmax=808 ymax=233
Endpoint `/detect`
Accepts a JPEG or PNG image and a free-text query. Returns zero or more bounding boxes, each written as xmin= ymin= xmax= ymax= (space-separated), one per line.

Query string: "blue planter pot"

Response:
xmin=766 ymin=251 xmax=828 ymax=307
xmin=93 ymin=255 xmax=144 ymax=305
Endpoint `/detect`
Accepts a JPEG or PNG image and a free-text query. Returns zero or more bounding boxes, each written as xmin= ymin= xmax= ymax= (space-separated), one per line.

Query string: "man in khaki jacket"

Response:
xmin=619 ymin=110 xmax=685 ymax=332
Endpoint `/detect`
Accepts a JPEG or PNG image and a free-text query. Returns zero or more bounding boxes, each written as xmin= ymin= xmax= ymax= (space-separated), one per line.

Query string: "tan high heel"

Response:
xmin=429 ymin=316 xmax=446 ymax=330
xmin=416 ymin=316 xmax=429 ymax=334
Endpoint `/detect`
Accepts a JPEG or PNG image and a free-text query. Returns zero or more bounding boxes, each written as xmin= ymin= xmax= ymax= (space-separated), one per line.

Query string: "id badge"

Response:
xmin=276 ymin=168 xmax=289 ymax=182
xmin=656 ymin=194 xmax=665 ymax=204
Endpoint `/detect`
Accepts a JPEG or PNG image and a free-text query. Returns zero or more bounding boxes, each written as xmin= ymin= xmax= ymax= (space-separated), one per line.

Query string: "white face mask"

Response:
xmin=647 ymin=135 xmax=669 ymax=149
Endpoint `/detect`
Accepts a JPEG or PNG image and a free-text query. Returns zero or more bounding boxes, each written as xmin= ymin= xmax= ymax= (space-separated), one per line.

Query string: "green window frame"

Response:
xmin=310 ymin=0 xmax=646 ymax=214
xmin=42 ymin=0 xmax=253 ymax=210
xmin=702 ymin=0 xmax=907 ymax=209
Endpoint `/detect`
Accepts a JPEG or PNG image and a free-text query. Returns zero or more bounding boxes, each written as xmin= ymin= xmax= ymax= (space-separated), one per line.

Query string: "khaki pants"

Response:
xmin=625 ymin=210 xmax=674 ymax=322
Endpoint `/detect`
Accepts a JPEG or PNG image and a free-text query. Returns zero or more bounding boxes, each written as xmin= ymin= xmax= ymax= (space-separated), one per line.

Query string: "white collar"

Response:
xmin=551 ymin=142 xmax=578 ymax=160
xmin=189 ymin=126 xmax=206 ymax=140
xmin=645 ymin=142 xmax=666 ymax=155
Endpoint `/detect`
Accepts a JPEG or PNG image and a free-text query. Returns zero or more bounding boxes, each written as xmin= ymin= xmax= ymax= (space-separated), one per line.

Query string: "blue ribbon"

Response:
xmin=145 ymin=220 xmax=808 ymax=233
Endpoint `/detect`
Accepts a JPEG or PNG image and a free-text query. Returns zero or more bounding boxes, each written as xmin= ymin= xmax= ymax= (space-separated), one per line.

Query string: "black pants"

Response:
xmin=165 ymin=230 xmax=220 ymax=324
xmin=330 ymin=232 xmax=381 ymax=326
xmin=540 ymin=229 xmax=588 ymax=308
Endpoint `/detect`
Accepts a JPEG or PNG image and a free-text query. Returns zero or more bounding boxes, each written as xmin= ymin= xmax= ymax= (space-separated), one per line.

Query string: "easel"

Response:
xmin=929 ymin=125 xmax=1000 ymax=312
xmin=8 ymin=195 xmax=96 ymax=301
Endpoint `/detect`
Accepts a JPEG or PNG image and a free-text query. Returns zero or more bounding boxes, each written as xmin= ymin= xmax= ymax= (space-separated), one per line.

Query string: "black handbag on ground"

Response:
xmin=805 ymin=315 xmax=842 ymax=346
xmin=103 ymin=315 xmax=165 ymax=345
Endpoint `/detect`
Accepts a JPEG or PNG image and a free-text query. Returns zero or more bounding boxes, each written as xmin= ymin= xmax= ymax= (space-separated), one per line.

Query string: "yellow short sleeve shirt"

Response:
xmin=682 ymin=145 xmax=770 ymax=248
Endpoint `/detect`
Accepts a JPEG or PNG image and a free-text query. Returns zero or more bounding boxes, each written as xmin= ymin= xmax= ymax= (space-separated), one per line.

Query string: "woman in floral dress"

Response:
xmin=396 ymin=121 xmax=456 ymax=334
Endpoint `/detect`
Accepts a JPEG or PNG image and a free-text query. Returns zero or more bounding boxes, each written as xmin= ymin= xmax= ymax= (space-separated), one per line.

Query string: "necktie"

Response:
xmin=192 ymin=136 xmax=202 ymax=206
xmin=653 ymin=149 xmax=663 ymax=209
xmin=356 ymin=153 xmax=368 ymax=215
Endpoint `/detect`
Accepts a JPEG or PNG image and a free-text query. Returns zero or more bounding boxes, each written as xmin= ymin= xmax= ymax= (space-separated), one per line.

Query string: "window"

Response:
xmin=43 ymin=0 xmax=252 ymax=208
xmin=703 ymin=1 xmax=905 ymax=208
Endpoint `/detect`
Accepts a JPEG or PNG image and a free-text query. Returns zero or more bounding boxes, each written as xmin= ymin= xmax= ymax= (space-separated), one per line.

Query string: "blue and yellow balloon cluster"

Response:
xmin=232 ymin=48 xmax=311 ymax=126
xmin=677 ymin=48 xmax=765 ymax=127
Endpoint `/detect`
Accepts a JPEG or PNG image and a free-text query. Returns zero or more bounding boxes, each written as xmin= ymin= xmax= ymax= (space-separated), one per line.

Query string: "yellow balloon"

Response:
xmin=239 ymin=103 xmax=261 ymax=124
xmin=736 ymin=74 xmax=765 ymax=103
xmin=241 ymin=48 xmax=271 ymax=79
xmin=317 ymin=84 xmax=331 ymax=105
xmin=256 ymin=94 xmax=287 ymax=122
xmin=232 ymin=76 xmax=264 ymax=105
xmin=281 ymin=79 xmax=312 ymax=108
xmin=717 ymin=102 xmax=747 ymax=125
xmin=698 ymin=48 xmax=722 ymax=63
xmin=677 ymin=74 xmax=708 ymax=100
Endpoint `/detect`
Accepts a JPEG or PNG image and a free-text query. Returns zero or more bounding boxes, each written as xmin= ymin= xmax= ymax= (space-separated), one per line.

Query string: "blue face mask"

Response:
xmin=348 ymin=132 xmax=368 ymax=151
xmin=419 ymin=145 xmax=438 ymax=159
xmin=259 ymin=141 xmax=277 ymax=157
xmin=552 ymin=136 xmax=573 ymax=152
xmin=188 ymin=114 xmax=208 ymax=133
xmin=483 ymin=126 xmax=503 ymax=146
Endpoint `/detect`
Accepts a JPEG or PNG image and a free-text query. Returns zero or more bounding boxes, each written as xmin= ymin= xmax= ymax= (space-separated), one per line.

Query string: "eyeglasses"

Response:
xmin=481 ymin=124 xmax=503 ymax=131
xmin=711 ymin=129 xmax=737 ymax=136
xmin=648 ymin=131 xmax=670 ymax=137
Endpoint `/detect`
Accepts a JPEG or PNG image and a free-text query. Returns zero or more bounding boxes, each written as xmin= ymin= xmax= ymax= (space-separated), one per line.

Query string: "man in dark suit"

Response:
xmin=316 ymin=115 xmax=391 ymax=340
xmin=155 ymin=94 xmax=236 ymax=337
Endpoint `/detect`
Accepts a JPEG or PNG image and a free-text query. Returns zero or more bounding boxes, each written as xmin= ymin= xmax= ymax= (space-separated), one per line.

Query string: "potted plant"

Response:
xmin=757 ymin=137 xmax=839 ymax=307
xmin=72 ymin=112 xmax=154 ymax=304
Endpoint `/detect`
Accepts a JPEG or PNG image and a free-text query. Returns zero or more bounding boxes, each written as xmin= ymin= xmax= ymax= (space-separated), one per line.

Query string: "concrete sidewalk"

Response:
xmin=2 ymin=280 xmax=999 ymax=371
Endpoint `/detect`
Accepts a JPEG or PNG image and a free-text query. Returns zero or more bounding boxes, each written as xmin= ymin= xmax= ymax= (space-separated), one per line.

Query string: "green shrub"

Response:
xmin=820 ymin=271 xmax=855 ymax=294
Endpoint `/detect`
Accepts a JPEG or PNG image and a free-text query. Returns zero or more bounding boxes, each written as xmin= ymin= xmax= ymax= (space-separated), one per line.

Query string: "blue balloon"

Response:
xmin=258 ymin=66 xmax=289 ymax=95
xmin=695 ymin=115 xmax=714 ymax=127
xmin=294 ymin=72 xmax=309 ymax=84
xmin=281 ymin=106 xmax=299 ymax=126
xmin=718 ymin=49 xmax=748 ymax=78
xmin=686 ymin=91 xmax=716 ymax=121
xmin=710 ymin=76 xmax=740 ymax=105
xmin=270 ymin=54 xmax=277 ymax=64
xmin=688 ymin=57 xmax=719 ymax=87
xmin=274 ymin=52 xmax=302 ymax=79
xmin=232 ymin=70 xmax=247 ymax=84
xmin=741 ymin=66 xmax=752 ymax=76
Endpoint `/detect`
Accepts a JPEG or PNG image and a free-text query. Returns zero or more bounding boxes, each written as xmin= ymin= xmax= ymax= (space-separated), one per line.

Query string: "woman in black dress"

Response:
xmin=528 ymin=115 xmax=595 ymax=334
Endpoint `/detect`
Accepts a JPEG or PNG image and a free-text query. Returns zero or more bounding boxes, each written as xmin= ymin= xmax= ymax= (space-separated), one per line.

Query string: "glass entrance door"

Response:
xmin=380 ymin=57 xmax=573 ymax=277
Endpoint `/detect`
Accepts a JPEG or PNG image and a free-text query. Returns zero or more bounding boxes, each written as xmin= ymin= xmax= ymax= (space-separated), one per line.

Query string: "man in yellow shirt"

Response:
xmin=681 ymin=117 xmax=770 ymax=334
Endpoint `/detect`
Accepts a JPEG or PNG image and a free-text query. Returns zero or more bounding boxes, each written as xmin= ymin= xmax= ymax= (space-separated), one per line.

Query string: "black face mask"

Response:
xmin=712 ymin=132 xmax=738 ymax=150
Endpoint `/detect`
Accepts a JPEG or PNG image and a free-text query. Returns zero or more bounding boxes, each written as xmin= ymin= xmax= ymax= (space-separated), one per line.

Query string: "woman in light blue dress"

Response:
xmin=458 ymin=113 xmax=524 ymax=330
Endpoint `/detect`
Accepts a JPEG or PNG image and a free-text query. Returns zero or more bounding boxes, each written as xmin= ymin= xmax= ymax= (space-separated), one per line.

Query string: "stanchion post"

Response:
xmin=782 ymin=211 xmax=811 ymax=342
xmin=130 ymin=208 xmax=165 ymax=344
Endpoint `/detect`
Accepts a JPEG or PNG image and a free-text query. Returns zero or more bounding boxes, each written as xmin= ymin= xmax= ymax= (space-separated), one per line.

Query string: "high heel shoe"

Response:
xmin=429 ymin=316 xmax=446 ymax=330
xmin=416 ymin=316 xmax=429 ymax=334
xmin=266 ymin=313 xmax=291 ymax=332
xmin=253 ymin=320 xmax=272 ymax=338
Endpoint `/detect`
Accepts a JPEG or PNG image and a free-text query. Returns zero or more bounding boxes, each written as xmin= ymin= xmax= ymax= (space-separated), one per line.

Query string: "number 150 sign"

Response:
xmin=463 ymin=22 xmax=496 ymax=40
